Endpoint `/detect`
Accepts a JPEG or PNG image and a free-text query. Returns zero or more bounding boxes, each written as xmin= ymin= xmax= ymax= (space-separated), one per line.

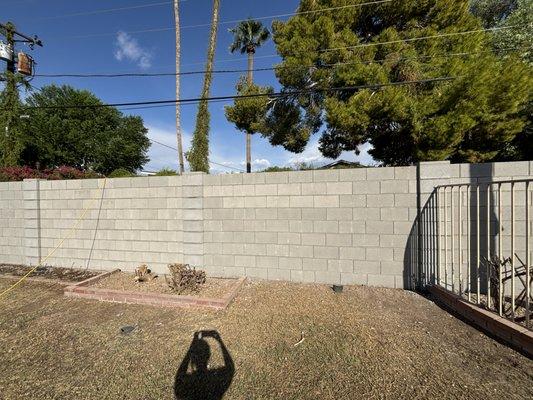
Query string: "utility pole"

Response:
xmin=0 ymin=22 xmax=43 ymax=166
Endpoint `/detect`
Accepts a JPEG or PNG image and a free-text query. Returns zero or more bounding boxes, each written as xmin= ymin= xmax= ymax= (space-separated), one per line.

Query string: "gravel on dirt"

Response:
xmin=92 ymin=272 xmax=238 ymax=298
xmin=0 ymin=280 xmax=531 ymax=400
xmin=0 ymin=264 xmax=98 ymax=282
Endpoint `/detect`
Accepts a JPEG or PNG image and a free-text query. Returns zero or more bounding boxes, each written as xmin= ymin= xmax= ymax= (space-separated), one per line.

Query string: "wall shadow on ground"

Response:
xmin=174 ymin=330 xmax=234 ymax=400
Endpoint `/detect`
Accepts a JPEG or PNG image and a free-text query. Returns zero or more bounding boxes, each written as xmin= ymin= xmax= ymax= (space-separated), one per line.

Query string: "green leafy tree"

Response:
xmin=471 ymin=0 xmax=532 ymax=160
xmin=229 ymin=19 xmax=270 ymax=172
xmin=0 ymin=73 xmax=25 ymax=167
xmin=21 ymin=85 xmax=150 ymax=174
xmin=187 ymin=0 xmax=220 ymax=173
xmin=225 ymin=78 xmax=273 ymax=171
xmin=263 ymin=0 xmax=531 ymax=166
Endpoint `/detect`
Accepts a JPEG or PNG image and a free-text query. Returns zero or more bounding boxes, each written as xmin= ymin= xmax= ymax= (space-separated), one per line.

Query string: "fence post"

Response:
xmin=22 ymin=178 xmax=41 ymax=266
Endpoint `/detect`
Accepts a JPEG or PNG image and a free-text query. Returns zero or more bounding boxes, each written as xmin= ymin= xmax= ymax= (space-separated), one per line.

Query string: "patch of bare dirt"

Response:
xmin=0 ymin=264 xmax=98 ymax=282
xmin=0 ymin=280 xmax=531 ymax=400
xmin=92 ymin=271 xmax=238 ymax=298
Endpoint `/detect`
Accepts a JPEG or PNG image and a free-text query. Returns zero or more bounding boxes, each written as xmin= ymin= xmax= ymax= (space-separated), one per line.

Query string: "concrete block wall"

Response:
xmin=202 ymin=167 xmax=417 ymax=288
xmin=0 ymin=160 xmax=530 ymax=289
xmin=0 ymin=181 xmax=25 ymax=264
xmin=34 ymin=175 xmax=185 ymax=273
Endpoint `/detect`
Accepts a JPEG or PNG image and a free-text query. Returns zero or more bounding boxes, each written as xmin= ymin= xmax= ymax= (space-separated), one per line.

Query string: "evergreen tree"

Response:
xmin=187 ymin=0 xmax=221 ymax=173
xmin=0 ymin=72 xmax=24 ymax=167
xmin=264 ymin=0 xmax=531 ymax=166
xmin=229 ymin=19 xmax=270 ymax=172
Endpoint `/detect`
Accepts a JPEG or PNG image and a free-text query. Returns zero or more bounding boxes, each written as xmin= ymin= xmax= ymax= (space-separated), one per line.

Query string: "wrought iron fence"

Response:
xmin=419 ymin=179 xmax=532 ymax=330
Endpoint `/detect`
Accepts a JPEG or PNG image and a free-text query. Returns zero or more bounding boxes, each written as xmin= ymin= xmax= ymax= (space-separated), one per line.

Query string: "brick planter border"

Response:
xmin=64 ymin=272 xmax=246 ymax=311
xmin=429 ymin=285 xmax=533 ymax=358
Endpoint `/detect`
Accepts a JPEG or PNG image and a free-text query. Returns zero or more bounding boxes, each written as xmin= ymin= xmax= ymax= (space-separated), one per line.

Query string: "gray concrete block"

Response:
xmin=255 ymin=184 xmax=278 ymax=196
xmin=341 ymin=272 xmax=368 ymax=285
xmin=264 ymin=172 xmax=289 ymax=184
xmin=279 ymin=257 xmax=303 ymax=270
xmin=328 ymin=259 xmax=353 ymax=273
xmin=339 ymin=168 xmax=366 ymax=181
xmin=301 ymin=182 xmax=326 ymax=195
xmin=419 ymin=161 xmax=450 ymax=179
xmin=313 ymin=170 xmax=338 ymax=182
xmin=367 ymin=274 xmax=396 ymax=288
xmin=326 ymin=233 xmax=352 ymax=247
xmin=288 ymin=170 xmax=314 ymax=183
xmin=301 ymin=233 xmax=325 ymax=246
xmin=313 ymin=246 xmax=339 ymax=259
xmin=366 ymin=194 xmax=394 ymax=207
xmin=278 ymin=184 xmax=302 ymax=196
xmin=353 ymin=181 xmax=380 ymax=194
xmin=339 ymin=246 xmax=365 ymax=260
xmin=366 ymin=221 xmax=393 ymax=234
xmin=326 ymin=181 xmax=352 ymax=195
xmin=339 ymin=221 xmax=365 ymax=234
xmin=303 ymin=258 xmax=327 ymax=271
xmin=279 ymin=208 xmax=302 ymax=220
xmin=289 ymin=196 xmax=314 ymax=208
xmin=380 ymin=208 xmax=409 ymax=221
xmin=313 ymin=195 xmax=339 ymax=208
xmin=289 ymin=245 xmax=314 ymax=258
xmin=313 ymin=220 xmax=338 ymax=233
xmin=366 ymin=247 xmax=393 ymax=261
xmin=326 ymin=208 xmax=353 ymax=221
xmin=380 ymin=180 xmax=409 ymax=194
xmin=267 ymin=268 xmax=291 ymax=281
xmin=315 ymin=271 xmax=341 ymax=284
xmin=367 ymin=167 xmax=394 ymax=180
xmin=339 ymin=195 xmax=366 ymax=208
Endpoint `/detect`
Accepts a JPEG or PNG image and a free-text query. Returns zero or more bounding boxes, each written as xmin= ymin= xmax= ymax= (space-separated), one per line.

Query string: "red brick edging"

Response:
xmin=429 ymin=285 xmax=533 ymax=357
xmin=64 ymin=272 xmax=246 ymax=310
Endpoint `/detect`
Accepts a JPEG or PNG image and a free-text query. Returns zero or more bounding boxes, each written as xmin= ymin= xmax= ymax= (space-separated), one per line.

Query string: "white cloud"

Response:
xmin=239 ymin=158 xmax=271 ymax=168
xmin=286 ymin=138 xmax=376 ymax=167
xmin=114 ymin=31 xmax=152 ymax=70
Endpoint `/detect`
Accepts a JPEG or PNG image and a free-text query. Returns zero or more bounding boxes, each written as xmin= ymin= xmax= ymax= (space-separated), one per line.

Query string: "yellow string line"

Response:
xmin=0 ymin=177 xmax=107 ymax=299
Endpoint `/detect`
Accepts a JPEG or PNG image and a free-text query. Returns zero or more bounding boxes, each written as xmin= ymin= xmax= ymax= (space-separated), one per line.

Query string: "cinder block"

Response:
xmin=255 ymin=184 xmax=278 ymax=196
xmin=326 ymin=181 xmax=352 ymax=195
xmin=220 ymin=173 xmax=243 ymax=185
xmin=312 ymin=246 xmax=339 ymax=259
xmin=354 ymin=260 xmax=380 ymax=274
xmin=233 ymin=185 xmax=255 ymax=197
xmin=245 ymin=197 xmax=267 ymax=208
xmin=266 ymin=196 xmax=290 ymax=208
xmin=313 ymin=220 xmax=338 ymax=233
xmin=301 ymin=233 xmax=325 ymax=245
xmin=266 ymin=244 xmax=289 ymax=257
xmin=328 ymin=259 xmax=353 ymax=273
xmin=339 ymin=195 xmax=366 ymax=207
xmin=289 ymin=245 xmax=314 ymax=258
xmin=256 ymin=256 xmax=279 ymax=268
xmin=366 ymin=194 xmax=394 ymax=207
xmin=301 ymin=182 xmax=326 ymax=195
xmin=278 ymin=208 xmax=302 ymax=220
xmin=315 ymin=271 xmax=341 ymax=284
xmin=339 ymin=246 xmax=365 ymax=260
xmin=289 ymin=220 xmax=314 ymax=233
xmin=278 ymin=184 xmax=302 ymax=195
xmin=353 ymin=181 xmax=380 ymax=194
xmin=301 ymin=208 xmax=326 ymax=220
xmin=353 ymin=208 xmax=380 ymax=221
xmin=242 ymin=173 xmax=266 ymax=185
xmin=267 ymin=268 xmax=291 ymax=281
xmin=303 ymin=258 xmax=327 ymax=271
xmin=341 ymin=272 xmax=368 ymax=285
xmin=256 ymin=208 xmax=278 ymax=220
xmin=380 ymin=180 xmax=409 ymax=194
xmin=289 ymin=196 xmax=314 ymax=208
xmin=264 ymin=172 xmax=289 ymax=184
xmin=339 ymin=168 xmax=367 ymax=181
xmin=394 ymin=166 xmax=416 ymax=180
xmin=255 ymin=232 xmax=278 ymax=244
xmin=367 ymin=274 xmax=396 ymax=288
xmin=278 ymin=232 xmax=301 ymax=245
xmin=279 ymin=257 xmax=303 ymax=270
xmin=367 ymin=167 xmax=394 ymax=180
xmin=339 ymin=221 xmax=365 ymax=234
xmin=366 ymin=247 xmax=393 ymax=261
xmin=326 ymin=233 xmax=352 ymax=246
xmin=419 ymin=161 xmax=450 ymax=179
xmin=366 ymin=221 xmax=393 ymax=234
xmin=266 ymin=220 xmax=289 ymax=232
xmin=313 ymin=195 xmax=339 ymax=208
xmin=394 ymin=194 xmax=416 ymax=207
xmin=352 ymin=234 xmax=379 ymax=247
xmin=327 ymin=208 xmax=353 ymax=221
xmin=288 ymin=170 xmax=314 ymax=183
xmin=313 ymin=170 xmax=338 ymax=182
xmin=245 ymin=267 xmax=268 ymax=279
xmin=380 ymin=208 xmax=409 ymax=221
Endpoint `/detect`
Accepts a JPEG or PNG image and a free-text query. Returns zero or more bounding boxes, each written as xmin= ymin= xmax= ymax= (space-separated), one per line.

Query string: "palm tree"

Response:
xmin=229 ymin=19 xmax=270 ymax=173
xmin=187 ymin=0 xmax=221 ymax=173
xmin=173 ymin=0 xmax=184 ymax=174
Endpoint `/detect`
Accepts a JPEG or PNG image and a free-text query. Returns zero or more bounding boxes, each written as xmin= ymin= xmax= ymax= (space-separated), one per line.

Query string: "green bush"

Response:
xmin=108 ymin=168 xmax=136 ymax=178
xmin=154 ymin=168 xmax=178 ymax=176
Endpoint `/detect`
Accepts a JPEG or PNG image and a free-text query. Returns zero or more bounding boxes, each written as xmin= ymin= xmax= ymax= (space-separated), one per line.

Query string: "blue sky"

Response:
xmin=4 ymin=0 xmax=374 ymax=173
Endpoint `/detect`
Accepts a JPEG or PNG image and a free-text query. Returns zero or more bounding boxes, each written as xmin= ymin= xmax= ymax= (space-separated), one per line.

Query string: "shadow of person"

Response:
xmin=174 ymin=330 xmax=234 ymax=400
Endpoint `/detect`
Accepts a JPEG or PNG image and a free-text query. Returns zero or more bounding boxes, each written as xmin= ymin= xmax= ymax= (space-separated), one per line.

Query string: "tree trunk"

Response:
xmin=173 ymin=0 xmax=184 ymax=174
xmin=246 ymin=51 xmax=254 ymax=173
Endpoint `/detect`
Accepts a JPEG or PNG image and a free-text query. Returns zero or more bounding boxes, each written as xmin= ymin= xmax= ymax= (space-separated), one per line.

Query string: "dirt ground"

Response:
xmin=0 ymin=279 xmax=531 ymax=400
xmin=0 ymin=264 xmax=98 ymax=282
xmin=92 ymin=272 xmax=238 ymax=298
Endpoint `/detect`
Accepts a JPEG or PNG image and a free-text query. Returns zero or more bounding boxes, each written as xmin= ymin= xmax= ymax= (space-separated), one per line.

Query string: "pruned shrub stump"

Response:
xmin=64 ymin=269 xmax=246 ymax=310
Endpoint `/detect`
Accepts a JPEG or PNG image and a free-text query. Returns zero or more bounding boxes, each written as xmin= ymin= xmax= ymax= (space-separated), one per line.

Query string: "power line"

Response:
xmin=27 ymin=1 xmax=191 ymax=21
xmin=17 ymin=77 xmax=456 ymax=111
xmin=149 ymin=138 xmax=246 ymax=172
xmin=51 ymin=0 xmax=392 ymax=40
xmin=33 ymin=47 xmax=526 ymax=79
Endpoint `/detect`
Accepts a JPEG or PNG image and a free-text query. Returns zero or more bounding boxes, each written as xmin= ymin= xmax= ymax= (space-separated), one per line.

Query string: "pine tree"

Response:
xmin=263 ymin=0 xmax=531 ymax=165
xmin=187 ymin=0 xmax=221 ymax=173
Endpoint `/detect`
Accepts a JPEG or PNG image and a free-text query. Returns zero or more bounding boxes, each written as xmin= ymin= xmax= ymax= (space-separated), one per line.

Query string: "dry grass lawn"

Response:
xmin=0 ymin=278 xmax=531 ymax=400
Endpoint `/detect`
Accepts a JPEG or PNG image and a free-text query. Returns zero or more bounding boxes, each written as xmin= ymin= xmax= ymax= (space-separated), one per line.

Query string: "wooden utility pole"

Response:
xmin=173 ymin=1 xmax=185 ymax=174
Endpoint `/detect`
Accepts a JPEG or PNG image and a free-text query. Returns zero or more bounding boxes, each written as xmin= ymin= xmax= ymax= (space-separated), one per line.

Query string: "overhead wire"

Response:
xmin=16 ymin=76 xmax=457 ymax=111
xmin=32 ymin=46 xmax=527 ymax=79
xmin=49 ymin=0 xmax=392 ymax=40
xmin=149 ymin=138 xmax=246 ymax=172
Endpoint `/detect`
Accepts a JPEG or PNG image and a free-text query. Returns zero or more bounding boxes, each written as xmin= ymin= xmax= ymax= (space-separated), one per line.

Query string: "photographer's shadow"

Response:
xmin=174 ymin=330 xmax=234 ymax=400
